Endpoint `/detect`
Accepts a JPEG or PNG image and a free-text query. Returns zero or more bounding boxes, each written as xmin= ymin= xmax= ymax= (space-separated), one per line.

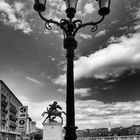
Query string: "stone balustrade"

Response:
xmin=77 ymin=135 xmax=140 ymax=140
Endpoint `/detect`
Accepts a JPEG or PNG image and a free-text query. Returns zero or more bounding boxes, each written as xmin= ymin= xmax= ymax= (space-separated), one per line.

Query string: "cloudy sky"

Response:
xmin=0 ymin=0 xmax=140 ymax=130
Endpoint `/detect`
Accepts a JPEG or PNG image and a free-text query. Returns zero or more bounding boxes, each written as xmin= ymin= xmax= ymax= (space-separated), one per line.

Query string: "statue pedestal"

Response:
xmin=43 ymin=122 xmax=63 ymax=140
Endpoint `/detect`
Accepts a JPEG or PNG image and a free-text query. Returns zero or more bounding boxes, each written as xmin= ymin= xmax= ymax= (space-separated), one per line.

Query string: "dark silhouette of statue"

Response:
xmin=41 ymin=101 xmax=66 ymax=123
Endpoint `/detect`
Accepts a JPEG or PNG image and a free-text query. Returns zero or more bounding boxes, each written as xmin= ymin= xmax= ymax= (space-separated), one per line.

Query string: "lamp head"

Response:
xmin=34 ymin=0 xmax=46 ymax=12
xmin=64 ymin=0 xmax=78 ymax=19
xmin=96 ymin=0 xmax=111 ymax=16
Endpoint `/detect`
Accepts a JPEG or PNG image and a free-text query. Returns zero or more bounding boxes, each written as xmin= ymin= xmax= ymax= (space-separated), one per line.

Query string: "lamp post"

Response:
xmin=33 ymin=0 xmax=111 ymax=140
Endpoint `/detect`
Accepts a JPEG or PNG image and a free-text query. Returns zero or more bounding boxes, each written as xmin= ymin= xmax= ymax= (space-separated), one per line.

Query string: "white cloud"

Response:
xmin=134 ymin=24 xmax=140 ymax=30
xmin=75 ymin=33 xmax=92 ymax=42
xmin=26 ymin=77 xmax=45 ymax=86
xmin=79 ymin=33 xmax=92 ymax=39
xmin=54 ymin=74 xmax=66 ymax=85
xmin=119 ymin=26 xmax=127 ymax=31
xmin=75 ymin=100 xmax=140 ymax=129
xmin=48 ymin=0 xmax=65 ymax=13
xmin=0 ymin=0 xmax=32 ymax=34
xmin=75 ymin=88 xmax=91 ymax=97
xmin=135 ymin=7 xmax=140 ymax=19
xmin=95 ymin=30 xmax=107 ymax=37
xmin=74 ymin=32 xmax=140 ymax=80
xmin=14 ymin=2 xmax=24 ymax=12
xmin=108 ymin=36 xmax=122 ymax=44
xmin=77 ymin=1 xmax=96 ymax=17
xmin=102 ymin=86 xmax=112 ymax=90
xmin=131 ymin=6 xmax=140 ymax=32
xmin=84 ymin=3 xmax=96 ymax=14
xmin=54 ymin=32 xmax=140 ymax=84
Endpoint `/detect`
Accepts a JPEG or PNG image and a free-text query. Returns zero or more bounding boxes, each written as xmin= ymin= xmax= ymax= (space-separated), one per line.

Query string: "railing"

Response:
xmin=9 ymin=114 xmax=17 ymax=122
xmin=9 ymin=122 xmax=17 ymax=128
xmin=77 ymin=135 xmax=140 ymax=140
xmin=1 ymin=100 xmax=8 ymax=107
xmin=10 ymin=107 xmax=17 ymax=115
xmin=0 ymin=129 xmax=21 ymax=135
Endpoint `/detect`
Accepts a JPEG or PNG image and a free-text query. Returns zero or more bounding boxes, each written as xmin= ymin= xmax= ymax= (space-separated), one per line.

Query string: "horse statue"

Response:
xmin=42 ymin=101 xmax=66 ymax=123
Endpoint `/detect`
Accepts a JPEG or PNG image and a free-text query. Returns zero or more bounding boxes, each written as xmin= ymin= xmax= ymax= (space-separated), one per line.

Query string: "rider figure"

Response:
xmin=47 ymin=101 xmax=62 ymax=122
xmin=42 ymin=101 xmax=65 ymax=123
xmin=48 ymin=101 xmax=62 ymax=113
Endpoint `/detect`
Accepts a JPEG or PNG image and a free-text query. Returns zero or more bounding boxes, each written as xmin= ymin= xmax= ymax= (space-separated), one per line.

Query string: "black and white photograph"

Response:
xmin=0 ymin=0 xmax=140 ymax=140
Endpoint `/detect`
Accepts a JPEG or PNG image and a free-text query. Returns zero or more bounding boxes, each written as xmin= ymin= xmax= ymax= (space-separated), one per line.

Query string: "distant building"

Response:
xmin=128 ymin=125 xmax=140 ymax=135
xmin=30 ymin=121 xmax=37 ymax=134
xmin=111 ymin=127 xmax=123 ymax=136
xmin=76 ymin=125 xmax=140 ymax=138
xmin=0 ymin=80 xmax=37 ymax=140
xmin=0 ymin=80 xmax=23 ymax=140
xmin=76 ymin=129 xmax=85 ymax=137
xmin=34 ymin=128 xmax=43 ymax=140
xmin=76 ymin=128 xmax=109 ymax=138
xmin=26 ymin=117 xmax=37 ymax=139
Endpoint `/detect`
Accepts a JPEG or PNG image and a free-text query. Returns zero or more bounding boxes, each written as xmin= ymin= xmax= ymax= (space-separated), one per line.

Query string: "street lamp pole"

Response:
xmin=33 ymin=0 xmax=111 ymax=140
xmin=64 ymin=37 xmax=77 ymax=140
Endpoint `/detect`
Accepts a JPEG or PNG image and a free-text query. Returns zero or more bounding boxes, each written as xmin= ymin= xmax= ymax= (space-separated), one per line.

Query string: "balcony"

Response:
xmin=9 ymin=131 xmax=20 ymax=135
xmin=10 ymin=109 xmax=17 ymax=115
xmin=9 ymin=122 xmax=17 ymax=128
xmin=1 ymin=119 xmax=7 ymax=124
xmin=1 ymin=109 xmax=8 ymax=114
xmin=9 ymin=114 xmax=17 ymax=122
xmin=1 ymin=100 xmax=8 ymax=107
xmin=10 ymin=107 xmax=17 ymax=115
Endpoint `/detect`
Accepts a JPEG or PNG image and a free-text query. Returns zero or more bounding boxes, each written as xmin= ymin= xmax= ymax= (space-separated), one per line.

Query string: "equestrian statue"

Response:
xmin=41 ymin=101 xmax=66 ymax=123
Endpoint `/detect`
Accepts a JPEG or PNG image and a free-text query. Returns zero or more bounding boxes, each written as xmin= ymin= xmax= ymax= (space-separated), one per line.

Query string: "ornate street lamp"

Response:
xmin=33 ymin=0 xmax=111 ymax=140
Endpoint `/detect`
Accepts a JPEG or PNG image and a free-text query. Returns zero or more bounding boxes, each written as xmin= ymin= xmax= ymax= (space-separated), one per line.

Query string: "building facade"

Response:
xmin=0 ymin=80 xmax=23 ymax=140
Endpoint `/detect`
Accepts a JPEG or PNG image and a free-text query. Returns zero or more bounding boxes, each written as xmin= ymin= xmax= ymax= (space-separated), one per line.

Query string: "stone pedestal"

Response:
xmin=43 ymin=122 xmax=63 ymax=140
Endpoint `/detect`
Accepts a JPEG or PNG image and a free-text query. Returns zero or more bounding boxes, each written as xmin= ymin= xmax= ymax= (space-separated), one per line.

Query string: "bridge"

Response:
xmin=77 ymin=135 xmax=140 ymax=140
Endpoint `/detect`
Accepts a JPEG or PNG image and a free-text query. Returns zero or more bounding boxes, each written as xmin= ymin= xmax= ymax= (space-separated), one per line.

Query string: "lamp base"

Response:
xmin=64 ymin=126 xmax=78 ymax=140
